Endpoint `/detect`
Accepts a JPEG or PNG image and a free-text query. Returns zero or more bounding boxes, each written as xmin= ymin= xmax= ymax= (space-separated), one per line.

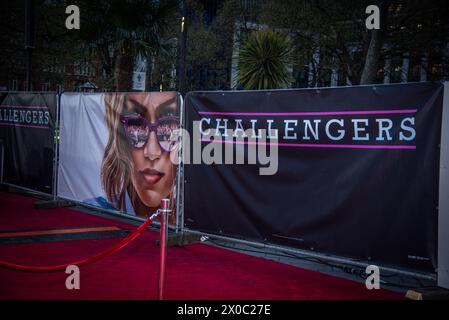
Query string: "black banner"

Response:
xmin=0 ymin=92 xmax=57 ymax=193
xmin=184 ymin=82 xmax=443 ymax=272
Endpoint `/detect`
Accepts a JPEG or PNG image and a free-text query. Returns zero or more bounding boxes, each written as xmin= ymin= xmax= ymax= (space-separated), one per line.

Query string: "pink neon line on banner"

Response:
xmin=200 ymin=138 xmax=416 ymax=150
xmin=0 ymin=123 xmax=49 ymax=129
xmin=0 ymin=105 xmax=48 ymax=109
xmin=198 ymin=109 xmax=418 ymax=116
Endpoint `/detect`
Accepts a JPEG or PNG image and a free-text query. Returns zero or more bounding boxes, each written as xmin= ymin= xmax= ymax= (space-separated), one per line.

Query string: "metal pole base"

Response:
xmin=156 ymin=232 xmax=202 ymax=247
xmin=34 ymin=199 xmax=74 ymax=209
xmin=405 ymin=287 xmax=449 ymax=300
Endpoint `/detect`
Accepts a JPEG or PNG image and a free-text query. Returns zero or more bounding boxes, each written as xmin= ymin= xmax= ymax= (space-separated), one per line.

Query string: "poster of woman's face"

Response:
xmin=57 ymin=92 xmax=180 ymax=225
xmin=102 ymin=92 xmax=179 ymax=222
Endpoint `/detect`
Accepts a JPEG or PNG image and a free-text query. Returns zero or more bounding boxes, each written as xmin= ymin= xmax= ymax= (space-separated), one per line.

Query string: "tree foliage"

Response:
xmin=236 ymin=29 xmax=292 ymax=90
xmin=78 ymin=0 xmax=178 ymax=90
xmin=260 ymin=0 xmax=449 ymax=86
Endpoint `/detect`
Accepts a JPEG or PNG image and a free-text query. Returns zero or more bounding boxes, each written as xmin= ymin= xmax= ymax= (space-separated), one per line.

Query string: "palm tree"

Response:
xmin=79 ymin=0 xmax=177 ymax=91
xmin=236 ymin=29 xmax=292 ymax=90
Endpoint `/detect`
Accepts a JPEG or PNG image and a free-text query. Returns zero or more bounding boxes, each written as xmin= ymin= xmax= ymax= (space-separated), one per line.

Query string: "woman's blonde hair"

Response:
xmin=101 ymin=93 xmax=138 ymax=210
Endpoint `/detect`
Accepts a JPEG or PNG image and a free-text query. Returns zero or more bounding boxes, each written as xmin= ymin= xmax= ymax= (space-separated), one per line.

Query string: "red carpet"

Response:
xmin=0 ymin=192 xmax=403 ymax=300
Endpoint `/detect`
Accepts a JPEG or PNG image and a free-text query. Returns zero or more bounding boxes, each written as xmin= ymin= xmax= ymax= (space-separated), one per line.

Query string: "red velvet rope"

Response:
xmin=0 ymin=218 xmax=153 ymax=272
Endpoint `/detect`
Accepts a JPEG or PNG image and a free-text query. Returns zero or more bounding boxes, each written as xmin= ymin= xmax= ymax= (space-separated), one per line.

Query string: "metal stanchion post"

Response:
xmin=0 ymin=141 xmax=4 ymax=184
xmin=158 ymin=198 xmax=170 ymax=300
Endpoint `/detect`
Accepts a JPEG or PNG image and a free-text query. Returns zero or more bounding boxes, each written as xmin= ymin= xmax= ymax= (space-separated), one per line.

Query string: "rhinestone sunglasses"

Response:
xmin=121 ymin=114 xmax=180 ymax=152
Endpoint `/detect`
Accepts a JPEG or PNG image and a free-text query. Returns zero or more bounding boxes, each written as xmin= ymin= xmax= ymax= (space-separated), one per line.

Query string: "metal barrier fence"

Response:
xmin=1 ymin=84 xmax=448 ymax=290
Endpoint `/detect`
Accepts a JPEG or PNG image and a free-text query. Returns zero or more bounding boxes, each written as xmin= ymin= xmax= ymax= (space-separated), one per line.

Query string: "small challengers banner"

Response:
xmin=184 ymin=82 xmax=444 ymax=272
xmin=58 ymin=92 xmax=180 ymax=224
xmin=0 ymin=92 xmax=57 ymax=193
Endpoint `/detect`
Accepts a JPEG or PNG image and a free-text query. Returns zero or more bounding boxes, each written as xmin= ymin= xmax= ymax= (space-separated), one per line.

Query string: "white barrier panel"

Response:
xmin=58 ymin=93 xmax=108 ymax=203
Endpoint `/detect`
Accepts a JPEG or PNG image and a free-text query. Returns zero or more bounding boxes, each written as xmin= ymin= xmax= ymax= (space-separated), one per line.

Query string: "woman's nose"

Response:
xmin=143 ymin=131 xmax=162 ymax=161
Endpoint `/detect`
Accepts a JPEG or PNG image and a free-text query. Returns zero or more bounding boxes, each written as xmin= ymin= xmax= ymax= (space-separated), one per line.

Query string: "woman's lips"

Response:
xmin=139 ymin=168 xmax=165 ymax=185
